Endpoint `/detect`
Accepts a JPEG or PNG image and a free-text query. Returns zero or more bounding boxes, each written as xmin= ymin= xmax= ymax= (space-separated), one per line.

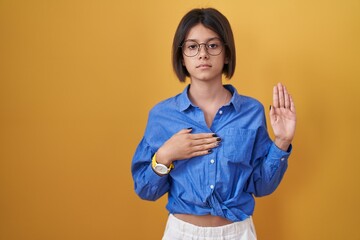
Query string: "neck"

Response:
xmin=188 ymin=81 xmax=230 ymax=108
xmin=187 ymin=80 xmax=231 ymax=128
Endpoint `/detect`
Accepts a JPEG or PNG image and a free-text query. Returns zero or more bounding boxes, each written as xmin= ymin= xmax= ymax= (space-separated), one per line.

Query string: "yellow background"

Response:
xmin=1 ymin=0 xmax=359 ymax=239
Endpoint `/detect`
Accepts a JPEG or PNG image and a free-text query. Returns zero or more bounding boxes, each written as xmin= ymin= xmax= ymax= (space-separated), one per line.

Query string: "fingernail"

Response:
xmin=216 ymin=137 xmax=221 ymax=141
xmin=212 ymin=133 xmax=218 ymax=137
xmin=187 ymin=127 xmax=193 ymax=130
xmin=208 ymin=149 xmax=213 ymax=153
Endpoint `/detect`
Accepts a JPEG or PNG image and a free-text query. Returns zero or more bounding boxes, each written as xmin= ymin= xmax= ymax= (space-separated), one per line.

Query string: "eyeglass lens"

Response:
xmin=182 ymin=39 xmax=223 ymax=57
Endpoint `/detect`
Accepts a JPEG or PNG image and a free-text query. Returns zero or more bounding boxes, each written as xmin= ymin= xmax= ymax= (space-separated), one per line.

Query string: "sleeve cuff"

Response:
xmin=144 ymin=163 xmax=169 ymax=192
xmin=270 ymin=143 xmax=292 ymax=163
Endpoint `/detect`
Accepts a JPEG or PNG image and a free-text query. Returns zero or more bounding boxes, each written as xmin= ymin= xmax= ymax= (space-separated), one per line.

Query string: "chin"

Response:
xmin=192 ymin=73 xmax=222 ymax=82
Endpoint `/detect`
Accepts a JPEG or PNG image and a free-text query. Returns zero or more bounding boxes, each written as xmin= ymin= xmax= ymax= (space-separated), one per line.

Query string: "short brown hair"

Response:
xmin=172 ymin=8 xmax=236 ymax=82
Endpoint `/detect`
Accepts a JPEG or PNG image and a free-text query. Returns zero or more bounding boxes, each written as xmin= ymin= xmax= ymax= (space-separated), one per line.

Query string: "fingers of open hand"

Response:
xmin=283 ymin=86 xmax=290 ymax=109
xmin=273 ymin=83 xmax=294 ymax=111
xmin=159 ymin=131 xmax=220 ymax=164
xmin=273 ymin=85 xmax=279 ymax=108
xmin=273 ymin=83 xmax=286 ymax=108
xmin=188 ymin=134 xmax=220 ymax=154
xmin=177 ymin=133 xmax=220 ymax=159
xmin=193 ymin=139 xmax=219 ymax=150
xmin=176 ymin=128 xmax=193 ymax=135
xmin=290 ymin=94 xmax=296 ymax=113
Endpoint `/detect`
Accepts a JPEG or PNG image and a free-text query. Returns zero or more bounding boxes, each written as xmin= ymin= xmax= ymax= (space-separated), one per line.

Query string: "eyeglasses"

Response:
xmin=180 ymin=38 xmax=225 ymax=57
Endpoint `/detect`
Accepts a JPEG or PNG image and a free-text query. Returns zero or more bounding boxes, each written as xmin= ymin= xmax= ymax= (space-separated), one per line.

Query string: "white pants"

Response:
xmin=162 ymin=214 xmax=257 ymax=240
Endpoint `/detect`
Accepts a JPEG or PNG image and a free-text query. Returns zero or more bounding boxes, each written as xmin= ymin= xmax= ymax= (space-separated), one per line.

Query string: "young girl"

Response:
xmin=132 ymin=8 xmax=296 ymax=240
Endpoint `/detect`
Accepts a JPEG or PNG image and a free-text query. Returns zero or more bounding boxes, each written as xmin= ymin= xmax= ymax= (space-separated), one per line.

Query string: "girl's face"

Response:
xmin=182 ymin=24 xmax=227 ymax=83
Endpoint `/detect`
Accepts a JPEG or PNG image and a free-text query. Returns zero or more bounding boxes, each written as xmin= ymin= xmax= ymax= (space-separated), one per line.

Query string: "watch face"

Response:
xmin=154 ymin=164 xmax=168 ymax=174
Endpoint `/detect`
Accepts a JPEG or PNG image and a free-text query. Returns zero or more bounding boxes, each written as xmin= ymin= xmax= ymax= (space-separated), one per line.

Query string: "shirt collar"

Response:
xmin=177 ymin=85 xmax=193 ymax=112
xmin=177 ymin=84 xmax=242 ymax=112
xmin=224 ymin=84 xmax=242 ymax=112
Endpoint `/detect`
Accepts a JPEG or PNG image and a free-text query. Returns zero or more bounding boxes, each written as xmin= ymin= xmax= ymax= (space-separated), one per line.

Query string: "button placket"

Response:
xmin=208 ymin=155 xmax=216 ymax=191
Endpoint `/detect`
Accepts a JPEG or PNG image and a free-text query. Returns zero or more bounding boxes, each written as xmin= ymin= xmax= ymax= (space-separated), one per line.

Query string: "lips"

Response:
xmin=196 ymin=64 xmax=212 ymax=68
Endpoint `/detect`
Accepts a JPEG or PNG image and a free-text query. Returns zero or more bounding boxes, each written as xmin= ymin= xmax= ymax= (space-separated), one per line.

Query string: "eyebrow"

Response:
xmin=184 ymin=37 xmax=221 ymax=42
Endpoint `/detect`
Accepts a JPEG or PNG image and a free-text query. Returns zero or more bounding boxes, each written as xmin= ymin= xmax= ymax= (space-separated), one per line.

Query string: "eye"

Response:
xmin=187 ymin=43 xmax=198 ymax=50
xmin=207 ymin=43 xmax=218 ymax=49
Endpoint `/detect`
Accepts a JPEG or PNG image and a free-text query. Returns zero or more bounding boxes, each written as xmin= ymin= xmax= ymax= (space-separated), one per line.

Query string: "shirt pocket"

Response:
xmin=222 ymin=128 xmax=256 ymax=162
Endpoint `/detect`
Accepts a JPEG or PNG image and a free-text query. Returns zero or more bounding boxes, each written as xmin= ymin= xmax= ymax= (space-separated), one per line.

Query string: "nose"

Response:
xmin=198 ymin=44 xmax=209 ymax=58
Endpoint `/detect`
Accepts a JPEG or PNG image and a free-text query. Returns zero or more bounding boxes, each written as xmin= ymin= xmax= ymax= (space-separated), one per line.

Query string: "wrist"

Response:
xmin=151 ymin=153 xmax=174 ymax=175
xmin=155 ymin=149 xmax=173 ymax=167
xmin=274 ymin=138 xmax=291 ymax=152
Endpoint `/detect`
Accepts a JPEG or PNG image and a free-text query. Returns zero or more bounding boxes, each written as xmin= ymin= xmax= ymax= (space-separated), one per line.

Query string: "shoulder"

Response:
xmin=149 ymin=93 xmax=182 ymax=116
xmin=143 ymin=93 xmax=184 ymax=145
xmin=234 ymin=93 xmax=265 ymax=115
xmin=226 ymin=84 xmax=265 ymax=113
xmin=241 ymin=95 xmax=264 ymax=110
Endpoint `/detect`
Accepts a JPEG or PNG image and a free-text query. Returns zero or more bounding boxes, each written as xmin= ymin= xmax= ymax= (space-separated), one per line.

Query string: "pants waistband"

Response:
xmin=166 ymin=214 xmax=254 ymax=238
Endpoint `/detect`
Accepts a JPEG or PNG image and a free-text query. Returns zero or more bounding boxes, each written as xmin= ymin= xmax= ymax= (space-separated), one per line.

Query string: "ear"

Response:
xmin=224 ymin=57 xmax=229 ymax=64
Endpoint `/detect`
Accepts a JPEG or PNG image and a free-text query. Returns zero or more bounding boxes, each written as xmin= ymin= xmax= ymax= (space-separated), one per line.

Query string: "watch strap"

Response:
xmin=151 ymin=153 xmax=174 ymax=174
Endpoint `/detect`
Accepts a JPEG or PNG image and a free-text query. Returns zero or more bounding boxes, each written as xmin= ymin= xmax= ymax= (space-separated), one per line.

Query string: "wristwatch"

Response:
xmin=151 ymin=153 xmax=174 ymax=175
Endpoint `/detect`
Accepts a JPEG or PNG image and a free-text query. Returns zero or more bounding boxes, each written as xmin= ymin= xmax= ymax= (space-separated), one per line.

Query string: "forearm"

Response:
xmin=250 ymin=143 xmax=291 ymax=197
xmin=131 ymin=137 xmax=170 ymax=201
xmin=132 ymin=162 xmax=170 ymax=201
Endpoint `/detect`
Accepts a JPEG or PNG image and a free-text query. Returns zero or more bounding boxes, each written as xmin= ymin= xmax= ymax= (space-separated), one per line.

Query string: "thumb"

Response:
xmin=269 ymin=105 xmax=276 ymax=121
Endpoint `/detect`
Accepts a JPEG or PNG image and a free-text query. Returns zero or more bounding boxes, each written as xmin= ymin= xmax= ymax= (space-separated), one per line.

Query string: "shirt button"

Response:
xmin=219 ymin=110 xmax=223 ymax=114
xmin=210 ymin=185 xmax=214 ymax=189
xmin=210 ymin=159 xmax=215 ymax=164
xmin=281 ymin=157 xmax=286 ymax=161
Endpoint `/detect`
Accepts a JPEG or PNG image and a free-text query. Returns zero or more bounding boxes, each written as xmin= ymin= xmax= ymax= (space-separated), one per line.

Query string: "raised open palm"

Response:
xmin=270 ymin=83 xmax=296 ymax=151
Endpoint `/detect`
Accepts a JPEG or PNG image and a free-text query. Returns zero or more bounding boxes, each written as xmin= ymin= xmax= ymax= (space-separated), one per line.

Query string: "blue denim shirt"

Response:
xmin=132 ymin=84 xmax=291 ymax=222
